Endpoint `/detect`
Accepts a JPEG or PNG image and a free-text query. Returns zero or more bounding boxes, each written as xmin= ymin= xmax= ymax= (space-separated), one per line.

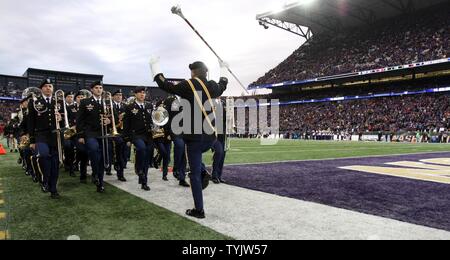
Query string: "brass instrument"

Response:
xmin=19 ymin=135 xmax=30 ymax=150
xmin=100 ymin=91 xmax=119 ymax=169
xmin=64 ymin=89 xmax=92 ymax=140
xmin=64 ymin=126 xmax=77 ymax=140
xmin=151 ymin=104 xmax=170 ymax=139
xmin=152 ymin=105 xmax=170 ymax=127
xmin=116 ymin=112 xmax=126 ymax=130
xmin=54 ymin=90 xmax=67 ymax=166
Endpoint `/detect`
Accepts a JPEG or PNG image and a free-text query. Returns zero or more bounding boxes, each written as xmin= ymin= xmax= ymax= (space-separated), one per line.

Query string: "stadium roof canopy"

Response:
xmin=256 ymin=0 xmax=448 ymax=39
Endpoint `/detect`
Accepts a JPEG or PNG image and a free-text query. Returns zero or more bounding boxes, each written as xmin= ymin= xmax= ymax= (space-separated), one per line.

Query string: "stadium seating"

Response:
xmin=253 ymin=3 xmax=449 ymax=86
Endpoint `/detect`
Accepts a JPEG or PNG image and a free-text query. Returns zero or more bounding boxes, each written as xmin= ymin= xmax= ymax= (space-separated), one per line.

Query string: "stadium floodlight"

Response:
xmin=259 ymin=21 xmax=269 ymax=29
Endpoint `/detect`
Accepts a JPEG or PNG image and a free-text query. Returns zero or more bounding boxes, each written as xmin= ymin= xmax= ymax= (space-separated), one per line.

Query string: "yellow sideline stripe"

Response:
xmin=0 ymin=212 xmax=5 ymax=220
xmin=0 ymin=199 xmax=4 ymax=206
xmin=0 ymin=230 xmax=9 ymax=240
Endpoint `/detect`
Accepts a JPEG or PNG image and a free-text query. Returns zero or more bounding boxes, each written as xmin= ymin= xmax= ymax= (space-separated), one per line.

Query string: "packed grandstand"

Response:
xmin=1 ymin=0 xmax=449 ymax=143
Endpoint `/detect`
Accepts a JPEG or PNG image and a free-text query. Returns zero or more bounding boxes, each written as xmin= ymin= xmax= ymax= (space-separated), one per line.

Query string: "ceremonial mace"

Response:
xmin=171 ymin=5 xmax=250 ymax=94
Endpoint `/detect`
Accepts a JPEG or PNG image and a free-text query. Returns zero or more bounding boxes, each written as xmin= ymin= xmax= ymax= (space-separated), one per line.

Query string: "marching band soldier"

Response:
xmin=18 ymin=95 xmax=38 ymax=182
xmin=123 ymin=86 xmax=154 ymax=191
xmin=4 ymin=121 xmax=15 ymax=152
xmin=28 ymin=78 xmax=63 ymax=199
xmin=63 ymin=91 xmax=77 ymax=177
xmin=164 ymin=95 xmax=190 ymax=187
xmin=71 ymin=91 xmax=89 ymax=183
xmin=211 ymin=98 xmax=227 ymax=184
xmin=77 ymin=81 xmax=111 ymax=193
xmin=112 ymin=89 xmax=127 ymax=182
xmin=150 ymin=59 xmax=228 ymax=219
xmin=153 ymin=100 xmax=172 ymax=182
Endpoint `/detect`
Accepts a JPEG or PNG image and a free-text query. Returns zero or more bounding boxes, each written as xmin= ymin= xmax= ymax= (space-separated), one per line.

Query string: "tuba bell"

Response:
xmin=152 ymin=105 xmax=170 ymax=127
xmin=151 ymin=104 xmax=169 ymax=139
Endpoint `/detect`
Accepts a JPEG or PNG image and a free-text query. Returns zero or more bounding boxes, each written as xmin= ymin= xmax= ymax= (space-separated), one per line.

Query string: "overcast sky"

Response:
xmin=0 ymin=0 xmax=304 ymax=96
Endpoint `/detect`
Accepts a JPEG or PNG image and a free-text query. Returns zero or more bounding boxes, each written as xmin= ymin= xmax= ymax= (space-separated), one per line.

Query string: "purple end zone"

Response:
xmin=223 ymin=152 xmax=450 ymax=231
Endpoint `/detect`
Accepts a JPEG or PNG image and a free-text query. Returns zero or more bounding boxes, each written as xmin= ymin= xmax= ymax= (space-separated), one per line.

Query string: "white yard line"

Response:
xmin=104 ymin=167 xmax=450 ymax=240
xmin=222 ymin=151 xmax=450 ymax=167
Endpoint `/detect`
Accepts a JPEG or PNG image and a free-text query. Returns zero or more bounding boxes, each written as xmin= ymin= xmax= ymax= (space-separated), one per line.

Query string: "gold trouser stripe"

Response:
xmin=36 ymin=157 xmax=45 ymax=183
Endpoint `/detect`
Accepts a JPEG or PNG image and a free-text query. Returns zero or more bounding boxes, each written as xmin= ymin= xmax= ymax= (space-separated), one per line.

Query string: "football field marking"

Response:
xmin=340 ymin=158 xmax=450 ymax=185
xmin=223 ymin=151 xmax=450 ymax=167
xmin=0 ymin=231 xmax=8 ymax=240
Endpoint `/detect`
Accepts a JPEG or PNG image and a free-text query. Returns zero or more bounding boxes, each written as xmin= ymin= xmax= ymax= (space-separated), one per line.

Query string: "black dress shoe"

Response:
xmin=202 ymin=172 xmax=211 ymax=190
xmin=106 ymin=171 xmax=113 ymax=176
xmin=212 ymin=178 xmax=220 ymax=184
xmin=219 ymin=178 xmax=227 ymax=184
xmin=50 ymin=193 xmax=60 ymax=199
xmin=25 ymin=171 xmax=31 ymax=176
xmin=179 ymin=180 xmax=190 ymax=187
xmin=91 ymin=177 xmax=99 ymax=186
xmin=41 ymin=185 xmax=49 ymax=193
xmin=162 ymin=176 xmax=169 ymax=181
xmin=32 ymin=177 xmax=39 ymax=183
xmin=186 ymin=209 xmax=205 ymax=219
xmin=97 ymin=186 xmax=105 ymax=193
xmin=173 ymin=171 xmax=180 ymax=180
xmin=141 ymin=185 xmax=151 ymax=191
xmin=118 ymin=177 xmax=127 ymax=182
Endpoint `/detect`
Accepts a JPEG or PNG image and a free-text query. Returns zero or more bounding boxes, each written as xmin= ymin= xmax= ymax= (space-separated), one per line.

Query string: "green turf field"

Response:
xmin=0 ymin=140 xmax=229 ymax=240
xmin=203 ymin=139 xmax=450 ymax=165
xmin=0 ymin=138 xmax=449 ymax=240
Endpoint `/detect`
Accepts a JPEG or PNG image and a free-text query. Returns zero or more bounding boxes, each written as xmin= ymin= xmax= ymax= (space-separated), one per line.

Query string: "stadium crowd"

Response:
xmin=253 ymin=2 xmax=449 ymax=86
xmin=278 ymin=93 xmax=450 ymax=136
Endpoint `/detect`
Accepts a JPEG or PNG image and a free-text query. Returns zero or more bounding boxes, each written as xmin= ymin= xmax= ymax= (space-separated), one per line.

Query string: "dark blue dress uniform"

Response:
xmin=122 ymin=97 xmax=154 ymax=190
xmin=112 ymin=96 xmax=127 ymax=182
xmin=212 ymin=99 xmax=227 ymax=183
xmin=154 ymin=62 xmax=227 ymax=217
xmin=28 ymin=94 xmax=62 ymax=197
xmin=163 ymin=95 xmax=190 ymax=187
xmin=154 ymin=100 xmax=173 ymax=181
xmin=18 ymin=102 xmax=37 ymax=182
xmin=64 ymin=100 xmax=77 ymax=177
xmin=68 ymin=98 xmax=89 ymax=182
xmin=76 ymin=94 xmax=109 ymax=192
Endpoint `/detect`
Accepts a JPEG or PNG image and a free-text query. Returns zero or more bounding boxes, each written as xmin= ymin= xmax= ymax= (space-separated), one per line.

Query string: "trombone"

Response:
xmin=54 ymin=90 xmax=69 ymax=166
xmin=100 ymin=91 xmax=120 ymax=169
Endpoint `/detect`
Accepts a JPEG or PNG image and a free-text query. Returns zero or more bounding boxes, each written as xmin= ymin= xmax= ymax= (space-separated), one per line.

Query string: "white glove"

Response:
xmin=219 ymin=60 xmax=229 ymax=79
xmin=149 ymin=56 xmax=162 ymax=80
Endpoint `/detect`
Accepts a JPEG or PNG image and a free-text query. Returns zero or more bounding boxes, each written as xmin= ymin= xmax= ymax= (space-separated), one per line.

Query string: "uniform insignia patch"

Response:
xmin=35 ymin=102 xmax=44 ymax=110
xmin=132 ymin=108 xmax=139 ymax=115
xmin=86 ymin=104 xmax=94 ymax=111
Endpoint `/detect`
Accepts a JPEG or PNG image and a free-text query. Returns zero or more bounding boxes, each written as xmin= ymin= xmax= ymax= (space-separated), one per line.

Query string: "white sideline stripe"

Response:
xmin=222 ymin=151 xmax=450 ymax=167
xmin=104 ymin=168 xmax=450 ymax=240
